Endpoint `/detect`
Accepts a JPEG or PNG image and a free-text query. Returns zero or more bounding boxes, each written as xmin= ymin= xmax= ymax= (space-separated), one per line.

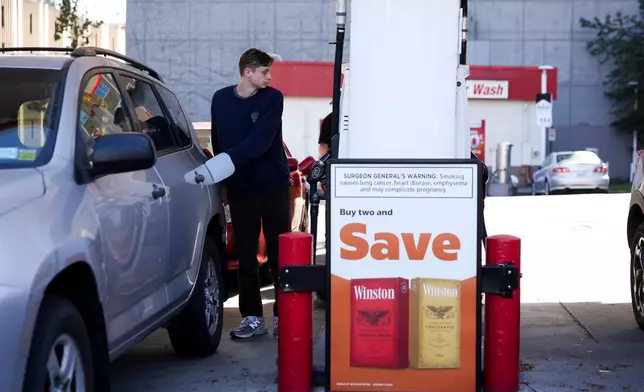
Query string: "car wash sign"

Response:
xmin=466 ymin=80 xmax=509 ymax=100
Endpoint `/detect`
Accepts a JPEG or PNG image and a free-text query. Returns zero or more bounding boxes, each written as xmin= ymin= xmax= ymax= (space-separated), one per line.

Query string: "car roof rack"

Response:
xmin=0 ymin=46 xmax=163 ymax=82
xmin=0 ymin=47 xmax=75 ymax=54
xmin=72 ymin=46 xmax=163 ymax=82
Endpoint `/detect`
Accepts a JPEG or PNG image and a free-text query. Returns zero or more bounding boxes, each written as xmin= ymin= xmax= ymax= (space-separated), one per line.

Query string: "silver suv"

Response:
xmin=0 ymin=47 xmax=227 ymax=392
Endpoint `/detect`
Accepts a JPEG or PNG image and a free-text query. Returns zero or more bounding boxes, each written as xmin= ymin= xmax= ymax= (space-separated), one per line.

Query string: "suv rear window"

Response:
xmin=0 ymin=68 xmax=62 ymax=168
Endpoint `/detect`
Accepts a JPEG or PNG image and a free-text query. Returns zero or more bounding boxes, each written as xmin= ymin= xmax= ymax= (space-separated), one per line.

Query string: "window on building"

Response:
xmin=1 ymin=6 xmax=5 ymax=28
xmin=30 ymin=14 xmax=33 ymax=34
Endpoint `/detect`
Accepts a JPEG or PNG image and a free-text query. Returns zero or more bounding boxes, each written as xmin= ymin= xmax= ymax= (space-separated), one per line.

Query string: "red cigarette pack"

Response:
xmin=349 ymin=277 xmax=410 ymax=369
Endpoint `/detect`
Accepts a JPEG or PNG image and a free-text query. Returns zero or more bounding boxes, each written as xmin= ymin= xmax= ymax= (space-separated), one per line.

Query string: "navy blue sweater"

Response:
xmin=210 ymin=85 xmax=290 ymax=199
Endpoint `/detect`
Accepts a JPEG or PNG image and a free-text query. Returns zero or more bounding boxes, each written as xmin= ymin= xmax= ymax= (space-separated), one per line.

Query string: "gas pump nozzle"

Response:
xmin=184 ymin=152 xmax=235 ymax=185
xmin=308 ymin=152 xmax=330 ymax=183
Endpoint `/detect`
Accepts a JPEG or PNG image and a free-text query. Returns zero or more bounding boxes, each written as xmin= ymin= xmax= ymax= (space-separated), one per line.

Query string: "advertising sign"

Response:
xmin=470 ymin=120 xmax=486 ymax=162
xmin=327 ymin=159 xmax=482 ymax=392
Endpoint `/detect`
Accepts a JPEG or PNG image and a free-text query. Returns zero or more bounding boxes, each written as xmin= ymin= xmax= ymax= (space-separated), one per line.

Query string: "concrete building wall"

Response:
xmin=469 ymin=0 xmax=637 ymax=180
xmin=126 ymin=0 xmax=637 ymax=179
xmin=126 ymin=0 xmax=343 ymax=125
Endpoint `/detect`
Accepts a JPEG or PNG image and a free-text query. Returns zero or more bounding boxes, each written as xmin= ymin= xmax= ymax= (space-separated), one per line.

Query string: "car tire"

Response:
xmin=544 ymin=180 xmax=550 ymax=195
xmin=631 ymin=223 xmax=644 ymax=331
xmin=22 ymin=296 xmax=95 ymax=392
xmin=167 ymin=238 xmax=224 ymax=358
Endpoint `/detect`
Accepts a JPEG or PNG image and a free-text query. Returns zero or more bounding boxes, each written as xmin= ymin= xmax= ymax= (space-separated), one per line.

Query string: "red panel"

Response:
xmin=470 ymin=120 xmax=486 ymax=162
xmin=270 ymin=61 xmax=337 ymax=98
xmin=270 ymin=62 xmax=557 ymax=101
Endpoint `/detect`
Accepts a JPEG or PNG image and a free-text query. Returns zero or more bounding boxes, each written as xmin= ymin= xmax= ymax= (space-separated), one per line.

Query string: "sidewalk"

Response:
xmin=518 ymin=302 xmax=644 ymax=392
xmin=109 ymin=289 xmax=644 ymax=392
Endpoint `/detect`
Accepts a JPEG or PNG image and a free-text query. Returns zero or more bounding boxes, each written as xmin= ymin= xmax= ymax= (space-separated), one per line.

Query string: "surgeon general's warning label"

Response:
xmin=333 ymin=165 xmax=474 ymax=199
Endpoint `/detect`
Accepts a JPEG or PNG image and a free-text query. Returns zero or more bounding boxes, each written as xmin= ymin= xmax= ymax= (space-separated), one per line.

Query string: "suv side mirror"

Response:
xmin=92 ymin=133 xmax=156 ymax=177
xmin=287 ymin=157 xmax=299 ymax=172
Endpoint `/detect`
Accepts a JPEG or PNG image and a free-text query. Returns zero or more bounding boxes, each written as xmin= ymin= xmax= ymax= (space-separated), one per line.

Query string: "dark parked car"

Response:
xmin=627 ymin=149 xmax=644 ymax=330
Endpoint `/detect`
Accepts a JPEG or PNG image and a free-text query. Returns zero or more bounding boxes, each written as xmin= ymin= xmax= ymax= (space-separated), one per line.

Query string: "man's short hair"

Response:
xmin=238 ymin=48 xmax=274 ymax=76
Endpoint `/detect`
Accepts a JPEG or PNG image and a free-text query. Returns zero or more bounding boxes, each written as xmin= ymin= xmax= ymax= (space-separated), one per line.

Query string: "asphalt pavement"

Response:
xmin=110 ymin=193 xmax=644 ymax=392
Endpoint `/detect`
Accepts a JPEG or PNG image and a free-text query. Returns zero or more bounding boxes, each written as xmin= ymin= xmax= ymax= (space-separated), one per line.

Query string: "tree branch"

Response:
xmin=579 ymin=0 xmax=644 ymax=148
xmin=54 ymin=0 xmax=103 ymax=48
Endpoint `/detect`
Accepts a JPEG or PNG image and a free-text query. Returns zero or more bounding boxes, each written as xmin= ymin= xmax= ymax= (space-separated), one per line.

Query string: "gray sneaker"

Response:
xmin=230 ymin=316 xmax=268 ymax=339
xmin=273 ymin=316 xmax=278 ymax=339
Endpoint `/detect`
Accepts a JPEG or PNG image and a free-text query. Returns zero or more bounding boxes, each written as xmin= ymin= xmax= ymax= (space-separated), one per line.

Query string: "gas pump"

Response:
xmin=304 ymin=0 xmax=346 ymax=275
xmin=304 ymin=0 xmax=488 ymax=265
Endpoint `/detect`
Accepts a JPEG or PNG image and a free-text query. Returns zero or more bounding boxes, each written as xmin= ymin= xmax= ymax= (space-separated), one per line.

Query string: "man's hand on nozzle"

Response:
xmin=318 ymin=151 xmax=331 ymax=163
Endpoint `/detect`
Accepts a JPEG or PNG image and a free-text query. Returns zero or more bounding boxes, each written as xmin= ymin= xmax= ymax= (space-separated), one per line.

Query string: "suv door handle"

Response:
xmin=152 ymin=186 xmax=166 ymax=199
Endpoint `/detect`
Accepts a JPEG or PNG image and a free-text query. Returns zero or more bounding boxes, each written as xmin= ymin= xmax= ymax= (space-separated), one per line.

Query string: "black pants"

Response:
xmin=229 ymin=187 xmax=291 ymax=318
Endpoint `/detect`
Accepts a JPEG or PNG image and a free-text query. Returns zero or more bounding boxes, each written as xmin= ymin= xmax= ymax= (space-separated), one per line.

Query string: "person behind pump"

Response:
xmin=316 ymin=110 xmax=332 ymax=197
xmin=210 ymin=48 xmax=291 ymax=340
xmin=318 ymin=109 xmax=332 ymax=157
xmin=313 ymin=110 xmax=333 ymax=307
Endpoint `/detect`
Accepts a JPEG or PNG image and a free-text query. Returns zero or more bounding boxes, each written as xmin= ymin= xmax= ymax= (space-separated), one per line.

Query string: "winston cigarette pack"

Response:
xmin=410 ymin=278 xmax=461 ymax=369
xmin=349 ymin=277 xmax=410 ymax=369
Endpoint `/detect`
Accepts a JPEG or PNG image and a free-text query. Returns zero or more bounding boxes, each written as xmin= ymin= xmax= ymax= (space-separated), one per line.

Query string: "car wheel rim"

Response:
xmin=633 ymin=237 xmax=644 ymax=318
xmin=204 ymin=258 xmax=220 ymax=335
xmin=545 ymin=182 xmax=549 ymax=195
xmin=46 ymin=334 xmax=85 ymax=392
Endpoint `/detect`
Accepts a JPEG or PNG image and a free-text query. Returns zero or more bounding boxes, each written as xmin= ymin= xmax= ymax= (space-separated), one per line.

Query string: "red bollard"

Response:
xmin=278 ymin=232 xmax=313 ymax=392
xmin=484 ymin=235 xmax=521 ymax=392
